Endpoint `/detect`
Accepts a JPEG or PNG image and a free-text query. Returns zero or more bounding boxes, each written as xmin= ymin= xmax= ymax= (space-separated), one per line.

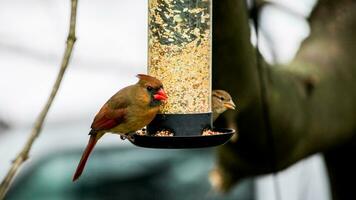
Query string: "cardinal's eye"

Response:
xmin=147 ymin=86 xmax=153 ymax=91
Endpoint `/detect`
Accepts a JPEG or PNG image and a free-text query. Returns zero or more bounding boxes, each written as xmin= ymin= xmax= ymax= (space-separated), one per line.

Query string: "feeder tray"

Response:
xmin=128 ymin=128 xmax=235 ymax=149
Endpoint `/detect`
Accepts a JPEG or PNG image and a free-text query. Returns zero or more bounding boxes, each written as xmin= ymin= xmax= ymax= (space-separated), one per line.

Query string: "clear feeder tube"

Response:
xmin=148 ymin=0 xmax=212 ymax=114
xmin=147 ymin=0 xmax=212 ymax=136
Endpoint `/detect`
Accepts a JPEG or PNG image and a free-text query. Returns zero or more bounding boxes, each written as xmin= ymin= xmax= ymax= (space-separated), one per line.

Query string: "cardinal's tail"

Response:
xmin=72 ymin=131 xmax=102 ymax=182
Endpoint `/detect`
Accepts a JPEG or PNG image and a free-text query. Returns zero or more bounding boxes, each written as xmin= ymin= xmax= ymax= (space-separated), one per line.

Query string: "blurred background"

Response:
xmin=0 ymin=0 xmax=330 ymax=199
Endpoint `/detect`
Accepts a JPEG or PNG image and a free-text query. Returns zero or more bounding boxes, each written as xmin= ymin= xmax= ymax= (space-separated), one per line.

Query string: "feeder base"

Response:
xmin=128 ymin=128 xmax=235 ymax=149
xmin=147 ymin=113 xmax=212 ymax=137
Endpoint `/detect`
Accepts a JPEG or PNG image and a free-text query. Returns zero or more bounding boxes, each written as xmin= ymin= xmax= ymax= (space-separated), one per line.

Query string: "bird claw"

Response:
xmin=127 ymin=133 xmax=135 ymax=141
xmin=120 ymin=133 xmax=135 ymax=141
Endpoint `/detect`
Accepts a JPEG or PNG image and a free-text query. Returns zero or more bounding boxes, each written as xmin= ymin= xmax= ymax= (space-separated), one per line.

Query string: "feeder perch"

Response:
xmin=129 ymin=0 xmax=235 ymax=148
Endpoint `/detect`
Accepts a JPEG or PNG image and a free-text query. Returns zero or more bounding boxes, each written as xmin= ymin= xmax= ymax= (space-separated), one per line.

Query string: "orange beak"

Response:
xmin=223 ymin=100 xmax=236 ymax=110
xmin=154 ymin=88 xmax=168 ymax=101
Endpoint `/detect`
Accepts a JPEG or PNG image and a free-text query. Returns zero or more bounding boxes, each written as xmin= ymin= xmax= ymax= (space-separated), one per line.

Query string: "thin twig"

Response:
xmin=0 ymin=0 xmax=78 ymax=199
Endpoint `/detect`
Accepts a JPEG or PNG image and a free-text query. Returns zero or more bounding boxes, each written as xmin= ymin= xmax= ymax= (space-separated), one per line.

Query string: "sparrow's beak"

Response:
xmin=154 ymin=88 xmax=168 ymax=101
xmin=224 ymin=100 xmax=236 ymax=110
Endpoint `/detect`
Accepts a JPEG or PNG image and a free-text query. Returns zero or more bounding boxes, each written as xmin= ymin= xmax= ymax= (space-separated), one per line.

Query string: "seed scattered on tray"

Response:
xmin=136 ymin=129 xmax=147 ymax=136
xmin=137 ymin=129 xmax=222 ymax=136
xmin=202 ymin=129 xmax=224 ymax=136
xmin=155 ymin=130 xmax=174 ymax=137
xmin=136 ymin=129 xmax=174 ymax=137
xmin=148 ymin=0 xmax=212 ymax=114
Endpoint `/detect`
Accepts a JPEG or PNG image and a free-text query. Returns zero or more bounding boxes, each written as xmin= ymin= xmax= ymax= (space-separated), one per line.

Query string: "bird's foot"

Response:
xmin=120 ymin=133 xmax=135 ymax=141
xmin=120 ymin=135 xmax=127 ymax=140
xmin=127 ymin=132 xmax=135 ymax=141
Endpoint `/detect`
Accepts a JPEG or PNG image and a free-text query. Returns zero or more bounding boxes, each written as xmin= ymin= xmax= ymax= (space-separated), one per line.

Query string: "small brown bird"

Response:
xmin=73 ymin=74 xmax=167 ymax=181
xmin=212 ymin=90 xmax=236 ymax=121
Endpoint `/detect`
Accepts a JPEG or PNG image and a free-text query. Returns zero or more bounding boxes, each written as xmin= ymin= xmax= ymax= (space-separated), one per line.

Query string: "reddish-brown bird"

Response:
xmin=73 ymin=74 xmax=167 ymax=181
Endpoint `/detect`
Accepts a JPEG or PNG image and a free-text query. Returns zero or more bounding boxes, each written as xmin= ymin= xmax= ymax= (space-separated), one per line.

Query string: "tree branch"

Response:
xmin=0 ymin=0 xmax=78 ymax=198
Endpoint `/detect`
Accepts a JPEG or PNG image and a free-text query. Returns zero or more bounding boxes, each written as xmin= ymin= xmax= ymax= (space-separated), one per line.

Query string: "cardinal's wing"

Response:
xmin=90 ymin=94 xmax=130 ymax=131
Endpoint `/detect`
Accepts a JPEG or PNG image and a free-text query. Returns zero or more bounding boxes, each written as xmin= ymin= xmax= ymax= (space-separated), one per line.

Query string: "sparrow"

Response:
xmin=73 ymin=74 xmax=167 ymax=181
xmin=212 ymin=90 xmax=236 ymax=122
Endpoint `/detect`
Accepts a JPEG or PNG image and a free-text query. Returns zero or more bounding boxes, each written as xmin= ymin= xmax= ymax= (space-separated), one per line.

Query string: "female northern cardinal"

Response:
xmin=73 ymin=74 xmax=167 ymax=181
xmin=212 ymin=90 xmax=236 ymax=121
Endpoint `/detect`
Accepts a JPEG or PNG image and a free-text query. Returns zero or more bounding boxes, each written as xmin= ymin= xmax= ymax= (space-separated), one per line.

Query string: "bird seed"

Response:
xmin=148 ymin=0 xmax=212 ymax=114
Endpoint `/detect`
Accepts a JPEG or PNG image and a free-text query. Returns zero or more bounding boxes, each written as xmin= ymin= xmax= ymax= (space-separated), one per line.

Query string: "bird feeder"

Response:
xmin=129 ymin=0 xmax=234 ymax=148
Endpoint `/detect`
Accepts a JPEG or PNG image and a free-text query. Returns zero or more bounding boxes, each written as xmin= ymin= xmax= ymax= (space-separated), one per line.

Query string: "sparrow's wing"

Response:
xmin=90 ymin=96 xmax=130 ymax=131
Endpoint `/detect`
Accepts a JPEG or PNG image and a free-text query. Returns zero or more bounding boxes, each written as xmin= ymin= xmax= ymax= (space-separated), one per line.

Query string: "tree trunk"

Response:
xmin=212 ymin=0 xmax=356 ymax=198
xmin=323 ymin=135 xmax=356 ymax=200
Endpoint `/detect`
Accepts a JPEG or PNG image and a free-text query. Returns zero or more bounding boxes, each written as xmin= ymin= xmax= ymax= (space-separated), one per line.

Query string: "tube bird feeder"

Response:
xmin=129 ymin=0 xmax=234 ymax=148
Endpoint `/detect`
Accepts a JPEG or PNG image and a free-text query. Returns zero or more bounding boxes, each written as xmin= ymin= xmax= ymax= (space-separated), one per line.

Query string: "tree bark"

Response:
xmin=212 ymin=0 xmax=356 ymax=197
xmin=323 ymin=135 xmax=356 ymax=200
